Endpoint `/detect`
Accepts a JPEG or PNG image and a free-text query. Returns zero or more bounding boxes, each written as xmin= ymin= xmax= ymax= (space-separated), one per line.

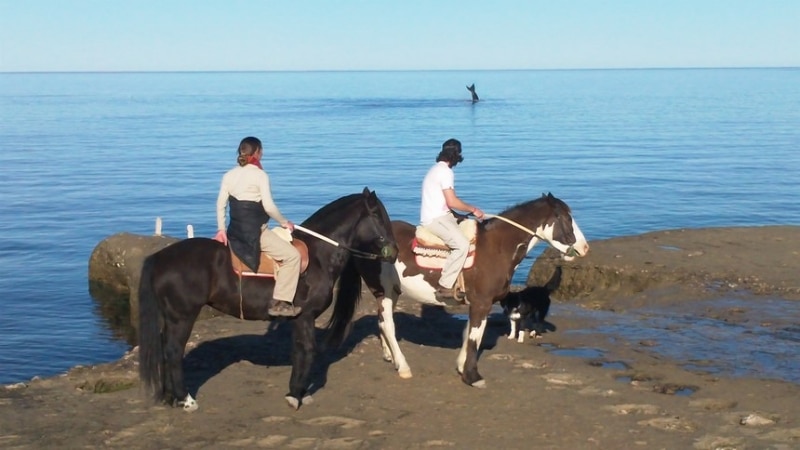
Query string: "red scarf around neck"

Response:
xmin=247 ymin=155 xmax=262 ymax=169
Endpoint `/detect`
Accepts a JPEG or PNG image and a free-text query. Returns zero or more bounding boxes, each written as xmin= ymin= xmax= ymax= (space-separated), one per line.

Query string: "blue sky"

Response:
xmin=2 ymin=1 xmax=798 ymax=72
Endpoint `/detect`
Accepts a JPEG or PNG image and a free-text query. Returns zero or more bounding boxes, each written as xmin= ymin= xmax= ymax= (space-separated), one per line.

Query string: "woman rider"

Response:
xmin=215 ymin=136 xmax=301 ymax=317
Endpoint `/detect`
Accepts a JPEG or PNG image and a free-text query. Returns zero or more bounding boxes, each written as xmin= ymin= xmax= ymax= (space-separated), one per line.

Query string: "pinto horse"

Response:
xmin=138 ymin=187 xmax=398 ymax=411
xmin=356 ymin=192 xmax=589 ymax=387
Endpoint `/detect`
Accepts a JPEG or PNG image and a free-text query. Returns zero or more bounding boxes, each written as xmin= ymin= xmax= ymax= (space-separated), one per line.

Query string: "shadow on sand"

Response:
xmin=180 ymin=304 xmax=514 ymax=398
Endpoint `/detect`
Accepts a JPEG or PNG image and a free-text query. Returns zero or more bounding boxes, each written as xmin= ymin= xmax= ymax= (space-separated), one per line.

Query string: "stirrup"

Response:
xmin=435 ymin=287 xmax=466 ymax=306
xmin=268 ymin=302 xmax=302 ymax=317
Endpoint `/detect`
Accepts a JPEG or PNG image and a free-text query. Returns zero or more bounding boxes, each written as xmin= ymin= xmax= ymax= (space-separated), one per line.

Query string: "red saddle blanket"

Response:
xmin=411 ymin=239 xmax=476 ymax=270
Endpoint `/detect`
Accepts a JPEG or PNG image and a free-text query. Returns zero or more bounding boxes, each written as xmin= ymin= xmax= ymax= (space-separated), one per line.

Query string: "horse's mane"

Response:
xmin=302 ymin=193 xmax=361 ymax=227
xmin=484 ymin=193 xmax=570 ymax=231
xmin=498 ymin=198 xmax=538 ymax=216
xmin=497 ymin=193 xmax=571 ymax=216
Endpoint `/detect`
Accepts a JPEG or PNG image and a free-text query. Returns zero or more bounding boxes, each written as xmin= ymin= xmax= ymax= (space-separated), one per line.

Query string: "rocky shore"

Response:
xmin=1 ymin=225 xmax=798 ymax=449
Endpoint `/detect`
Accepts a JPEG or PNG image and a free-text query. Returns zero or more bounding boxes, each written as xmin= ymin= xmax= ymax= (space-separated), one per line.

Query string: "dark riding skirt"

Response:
xmin=227 ymin=196 xmax=270 ymax=271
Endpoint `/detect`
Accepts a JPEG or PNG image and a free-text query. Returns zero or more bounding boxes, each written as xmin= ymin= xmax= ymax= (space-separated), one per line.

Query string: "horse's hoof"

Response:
xmin=398 ymin=369 xmax=413 ymax=379
xmin=285 ymin=395 xmax=301 ymax=410
xmin=302 ymin=395 xmax=314 ymax=405
xmin=471 ymin=379 xmax=487 ymax=389
xmin=178 ymin=394 xmax=198 ymax=412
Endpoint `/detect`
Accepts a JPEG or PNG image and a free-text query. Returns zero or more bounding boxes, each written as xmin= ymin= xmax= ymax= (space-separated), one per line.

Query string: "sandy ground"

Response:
xmin=2 ymin=226 xmax=799 ymax=449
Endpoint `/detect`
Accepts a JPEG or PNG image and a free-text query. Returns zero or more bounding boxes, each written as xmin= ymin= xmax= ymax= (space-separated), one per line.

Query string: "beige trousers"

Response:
xmin=424 ymin=213 xmax=470 ymax=289
xmin=260 ymin=226 xmax=300 ymax=303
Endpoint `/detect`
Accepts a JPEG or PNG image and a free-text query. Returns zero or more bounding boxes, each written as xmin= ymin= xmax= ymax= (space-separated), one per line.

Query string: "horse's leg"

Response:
xmin=286 ymin=313 xmax=316 ymax=410
xmin=163 ymin=316 xmax=199 ymax=412
xmin=456 ymin=301 xmax=490 ymax=388
xmin=376 ymin=295 xmax=412 ymax=379
xmin=378 ymin=321 xmax=393 ymax=362
xmin=359 ymin=258 xmax=412 ymax=378
xmin=375 ymin=296 xmax=393 ymax=361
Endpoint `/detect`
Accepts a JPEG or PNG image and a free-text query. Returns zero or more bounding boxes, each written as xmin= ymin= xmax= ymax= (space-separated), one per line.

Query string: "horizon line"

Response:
xmin=2 ymin=65 xmax=798 ymax=75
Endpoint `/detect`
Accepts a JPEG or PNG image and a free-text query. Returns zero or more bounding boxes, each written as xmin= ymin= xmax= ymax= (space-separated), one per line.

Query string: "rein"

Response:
xmin=483 ymin=213 xmax=578 ymax=257
xmin=483 ymin=213 xmax=545 ymax=240
xmin=294 ymin=224 xmax=385 ymax=260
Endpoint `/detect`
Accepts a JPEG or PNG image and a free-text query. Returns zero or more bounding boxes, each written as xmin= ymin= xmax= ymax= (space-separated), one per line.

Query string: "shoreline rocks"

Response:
xmin=527 ymin=225 xmax=800 ymax=308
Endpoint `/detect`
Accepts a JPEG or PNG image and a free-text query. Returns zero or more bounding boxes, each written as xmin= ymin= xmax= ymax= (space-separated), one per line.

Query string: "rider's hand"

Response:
xmin=214 ymin=230 xmax=228 ymax=245
xmin=282 ymin=221 xmax=295 ymax=232
xmin=471 ymin=207 xmax=485 ymax=220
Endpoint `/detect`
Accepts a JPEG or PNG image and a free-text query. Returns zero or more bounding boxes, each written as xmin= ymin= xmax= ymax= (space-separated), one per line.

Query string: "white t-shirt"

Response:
xmin=420 ymin=161 xmax=454 ymax=224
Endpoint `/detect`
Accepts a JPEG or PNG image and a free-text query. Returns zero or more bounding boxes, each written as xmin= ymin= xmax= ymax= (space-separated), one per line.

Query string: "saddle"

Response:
xmin=226 ymin=227 xmax=310 ymax=278
xmin=412 ymin=219 xmax=478 ymax=270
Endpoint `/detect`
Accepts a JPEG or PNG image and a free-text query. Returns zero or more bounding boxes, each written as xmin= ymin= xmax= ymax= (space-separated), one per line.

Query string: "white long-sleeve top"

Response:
xmin=216 ymin=164 xmax=288 ymax=231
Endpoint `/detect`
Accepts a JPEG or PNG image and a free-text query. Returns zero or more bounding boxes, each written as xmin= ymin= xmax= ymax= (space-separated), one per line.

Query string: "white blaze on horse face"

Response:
xmin=393 ymin=260 xmax=443 ymax=306
xmin=571 ymin=218 xmax=589 ymax=256
xmin=535 ymin=218 xmax=590 ymax=261
xmin=540 ymin=222 xmax=571 ymax=256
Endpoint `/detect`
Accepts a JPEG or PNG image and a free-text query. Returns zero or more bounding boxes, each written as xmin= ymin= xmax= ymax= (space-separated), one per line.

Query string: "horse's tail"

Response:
xmin=137 ymin=253 xmax=165 ymax=402
xmin=325 ymin=257 xmax=362 ymax=348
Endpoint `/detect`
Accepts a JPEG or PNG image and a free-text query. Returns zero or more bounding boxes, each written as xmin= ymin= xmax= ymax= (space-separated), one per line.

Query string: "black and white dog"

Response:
xmin=501 ymin=266 xmax=561 ymax=343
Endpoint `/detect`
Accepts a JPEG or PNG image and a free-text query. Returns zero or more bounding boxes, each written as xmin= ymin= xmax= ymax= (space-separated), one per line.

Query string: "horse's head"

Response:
xmin=354 ymin=187 xmax=398 ymax=263
xmin=300 ymin=188 xmax=397 ymax=263
xmin=539 ymin=193 xmax=589 ymax=261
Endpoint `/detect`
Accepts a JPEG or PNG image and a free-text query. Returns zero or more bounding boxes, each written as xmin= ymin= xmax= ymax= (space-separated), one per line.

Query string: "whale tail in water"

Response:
xmin=466 ymin=84 xmax=479 ymax=103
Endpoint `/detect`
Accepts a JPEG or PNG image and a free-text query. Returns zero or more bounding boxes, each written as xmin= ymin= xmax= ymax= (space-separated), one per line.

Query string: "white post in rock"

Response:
xmin=155 ymin=217 xmax=162 ymax=236
xmin=187 ymin=224 xmax=194 ymax=238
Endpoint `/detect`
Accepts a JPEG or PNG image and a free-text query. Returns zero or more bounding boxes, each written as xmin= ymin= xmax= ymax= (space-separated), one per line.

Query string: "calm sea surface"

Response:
xmin=1 ymin=69 xmax=798 ymax=384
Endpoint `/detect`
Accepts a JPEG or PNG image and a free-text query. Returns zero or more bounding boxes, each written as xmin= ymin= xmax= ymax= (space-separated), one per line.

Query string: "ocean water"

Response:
xmin=0 ymin=69 xmax=798 ymax=384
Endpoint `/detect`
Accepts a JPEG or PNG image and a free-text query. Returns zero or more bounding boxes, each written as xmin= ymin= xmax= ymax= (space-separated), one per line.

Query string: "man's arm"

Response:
xmin=443 ymin=189 xmax=484 ymax=219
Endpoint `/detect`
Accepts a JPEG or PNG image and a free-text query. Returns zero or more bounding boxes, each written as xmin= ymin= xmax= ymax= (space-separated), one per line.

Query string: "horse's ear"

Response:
xmin=362 ymin=186 xmax=370 ymax=197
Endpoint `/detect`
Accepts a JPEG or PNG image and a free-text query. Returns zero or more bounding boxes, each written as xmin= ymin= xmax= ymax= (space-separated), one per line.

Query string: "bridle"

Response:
xmin=294 ymin=202 xmax=394 ymax=260
xmin=484 ymin=212 xmax=578 ymax=258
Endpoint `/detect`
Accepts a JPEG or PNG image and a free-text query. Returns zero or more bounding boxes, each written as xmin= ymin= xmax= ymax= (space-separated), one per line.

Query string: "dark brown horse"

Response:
xmin=356 ymin=193 xmax=589 ymax=387
xmin=138 ymin=188 xmax=397 ymax=411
